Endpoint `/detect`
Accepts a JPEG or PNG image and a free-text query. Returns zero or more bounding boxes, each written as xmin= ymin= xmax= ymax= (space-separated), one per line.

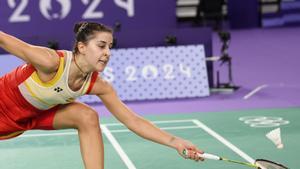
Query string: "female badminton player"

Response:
xmin=0 ymin=22 xmax=203 ymax=169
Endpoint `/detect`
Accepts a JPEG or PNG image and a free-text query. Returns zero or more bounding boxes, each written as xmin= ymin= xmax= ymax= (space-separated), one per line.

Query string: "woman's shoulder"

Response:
xmin=88 ymin=75 xmax=115 ymax=96
xmin=55 ymin=50 xmax=71 ymax=58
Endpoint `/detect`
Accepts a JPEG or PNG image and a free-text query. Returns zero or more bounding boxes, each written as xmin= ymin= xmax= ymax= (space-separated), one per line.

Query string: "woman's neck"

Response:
xmin=72 ymin=53 xmax=89 ymax=78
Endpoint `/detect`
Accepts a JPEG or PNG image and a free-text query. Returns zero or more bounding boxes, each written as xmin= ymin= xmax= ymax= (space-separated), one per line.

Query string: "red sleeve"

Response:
xmin=86 ymin=71 xmax=99 ymax=94
xmin=55 ymin=50 xmax=64 ymax=58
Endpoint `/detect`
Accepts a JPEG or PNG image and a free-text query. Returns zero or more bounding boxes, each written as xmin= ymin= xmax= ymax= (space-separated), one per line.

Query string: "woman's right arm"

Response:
xmin=0 ymin=31 xmax=59 ymax=73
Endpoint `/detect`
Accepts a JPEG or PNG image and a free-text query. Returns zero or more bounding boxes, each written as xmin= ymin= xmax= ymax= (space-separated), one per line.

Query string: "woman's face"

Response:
xmin=81 ymin=31 xmax=113 ymax=72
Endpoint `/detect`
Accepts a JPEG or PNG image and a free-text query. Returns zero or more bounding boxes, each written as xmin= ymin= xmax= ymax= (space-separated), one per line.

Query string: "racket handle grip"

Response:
xmin=183 ymin=149 xmax=221 ymax=160
xmin=197 ymin=153 xmax=221 ymax=161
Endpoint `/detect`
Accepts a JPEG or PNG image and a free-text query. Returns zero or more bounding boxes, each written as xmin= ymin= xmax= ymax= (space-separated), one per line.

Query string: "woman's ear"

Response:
xmin=77 ymin=41 xmax=86 ymax=54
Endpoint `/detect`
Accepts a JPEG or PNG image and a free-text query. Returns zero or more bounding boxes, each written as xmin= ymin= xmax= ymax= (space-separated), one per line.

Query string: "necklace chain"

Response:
xmin=74 ymin=55 xmax=87 ymax=76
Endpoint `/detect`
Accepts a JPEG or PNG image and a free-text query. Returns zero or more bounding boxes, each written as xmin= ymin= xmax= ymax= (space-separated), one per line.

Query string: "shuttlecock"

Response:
xmin=266 ymin=128 xmax=284 ymax=149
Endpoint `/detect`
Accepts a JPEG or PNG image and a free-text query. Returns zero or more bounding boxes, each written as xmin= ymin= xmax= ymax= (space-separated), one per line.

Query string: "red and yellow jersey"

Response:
xmin=18 ymin=50 xmax=98 ymax=110
xmin=0 ymin=50 xmax=98 ymax=122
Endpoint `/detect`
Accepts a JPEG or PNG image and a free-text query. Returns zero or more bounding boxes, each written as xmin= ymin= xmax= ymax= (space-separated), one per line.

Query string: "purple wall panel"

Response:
xmin=0 ymin=0 xmax=177 ymax=51
xmin=0 ymin=0 xmax=213 ymax=85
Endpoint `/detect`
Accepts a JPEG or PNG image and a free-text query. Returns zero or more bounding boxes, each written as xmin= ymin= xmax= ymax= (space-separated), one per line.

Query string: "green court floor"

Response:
xmin=0 ymin=107 xmax=298 ymax=169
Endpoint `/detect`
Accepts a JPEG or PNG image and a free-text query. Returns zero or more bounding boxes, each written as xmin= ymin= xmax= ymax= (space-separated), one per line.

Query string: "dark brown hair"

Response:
xmin=73 ymin=22 xmax=113 ymax=54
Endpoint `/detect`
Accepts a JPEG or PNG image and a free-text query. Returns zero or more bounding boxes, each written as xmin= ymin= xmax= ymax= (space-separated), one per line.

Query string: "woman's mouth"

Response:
xmin=99 ymin=59 xmax=107 ymax=65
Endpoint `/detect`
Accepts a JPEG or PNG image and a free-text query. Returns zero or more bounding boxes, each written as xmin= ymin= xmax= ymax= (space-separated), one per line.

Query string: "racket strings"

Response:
xmin=255 ymin=159 xmax=289 ymax=169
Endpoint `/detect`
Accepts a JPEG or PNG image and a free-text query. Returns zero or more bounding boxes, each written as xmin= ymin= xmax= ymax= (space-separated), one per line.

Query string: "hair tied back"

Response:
xmin=77 ymin=22 xmax=89 ymax=35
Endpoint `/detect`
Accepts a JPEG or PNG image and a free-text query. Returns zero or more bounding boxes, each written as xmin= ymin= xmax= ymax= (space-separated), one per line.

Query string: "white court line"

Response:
xmin=18 ymin=119 xmax=256 ymax=165
xmin=192 ymin=119 xmax=255 ymax=164
xmin=19 ymin=120 xmax=196 ymax=137
xmin=101 ymin=125 xmax=137 ymax=169
xmin=243 ymin=84 xmax=268 ymax=100
xmin=104 ymin=119 xmax=195 ymax=126
xmin=20 ymin=131 xmax=77 ymax=138
xmin=110 ymin=126 xmax=199 ymax=133
xmin=20 ymin=127 xmax=198 ymax=137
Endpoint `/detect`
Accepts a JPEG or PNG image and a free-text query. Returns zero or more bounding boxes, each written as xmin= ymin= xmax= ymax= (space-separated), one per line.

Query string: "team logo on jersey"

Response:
xmin=54 ymin=87 xmax=63 ymax=93
xmin=39 ymin=0 xmax=71 ymax=20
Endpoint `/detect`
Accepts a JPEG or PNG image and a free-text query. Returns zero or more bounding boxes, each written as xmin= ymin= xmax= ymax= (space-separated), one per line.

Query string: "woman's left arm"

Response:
xmin=91 ymin=78 xmax=204 ymax=160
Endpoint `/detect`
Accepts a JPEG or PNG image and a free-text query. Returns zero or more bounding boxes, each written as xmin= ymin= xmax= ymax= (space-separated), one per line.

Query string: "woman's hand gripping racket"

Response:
xmin=183 ymin=149 xmax=288 ymax=169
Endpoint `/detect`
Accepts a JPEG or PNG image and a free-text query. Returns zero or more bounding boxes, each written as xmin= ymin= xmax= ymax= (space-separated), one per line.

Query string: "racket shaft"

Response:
xmin=184 ymin=150 xmax=259 ymax=169
xmin=223 ymin=159 xmax=258 ymax=168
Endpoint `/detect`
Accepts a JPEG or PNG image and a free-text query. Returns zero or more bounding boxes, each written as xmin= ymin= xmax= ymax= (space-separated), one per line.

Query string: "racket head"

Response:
xmin=255 ymin=159 xmax=289 ymax=169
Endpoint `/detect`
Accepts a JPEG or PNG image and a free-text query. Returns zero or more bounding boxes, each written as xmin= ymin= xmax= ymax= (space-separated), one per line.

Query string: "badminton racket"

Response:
xmin=183 ymin=149 xmax=288 ymax=169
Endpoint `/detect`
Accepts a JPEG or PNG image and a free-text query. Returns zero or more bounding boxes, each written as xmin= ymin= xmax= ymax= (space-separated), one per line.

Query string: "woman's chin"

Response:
xmin=96 ymin=65 xmax=106 ymax=72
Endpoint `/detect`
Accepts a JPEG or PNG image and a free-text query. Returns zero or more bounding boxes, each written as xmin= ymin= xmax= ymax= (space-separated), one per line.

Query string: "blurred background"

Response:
xmin=1 ymin=0 xmax=299 ymax=113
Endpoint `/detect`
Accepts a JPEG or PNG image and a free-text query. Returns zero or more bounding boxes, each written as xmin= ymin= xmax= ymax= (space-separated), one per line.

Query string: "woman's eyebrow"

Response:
xmin=97 ymin=40 xmax=107 ymax=44
xmin=98 ymin=40 xmax=113 ymax=46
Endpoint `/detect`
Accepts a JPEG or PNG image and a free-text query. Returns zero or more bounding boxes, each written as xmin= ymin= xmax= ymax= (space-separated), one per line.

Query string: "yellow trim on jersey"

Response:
xmin=66 ymin=98 xmax=75 ymax=103
xmin=0 ymin=131 xmax=24 ymax=139
xmin=31 ymin=56 xmax=65 ymax=87
xmin=24 ymin=81 xmax=52 ymax=106
xmin=82 ymin=76 xmax=92 ymax=94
